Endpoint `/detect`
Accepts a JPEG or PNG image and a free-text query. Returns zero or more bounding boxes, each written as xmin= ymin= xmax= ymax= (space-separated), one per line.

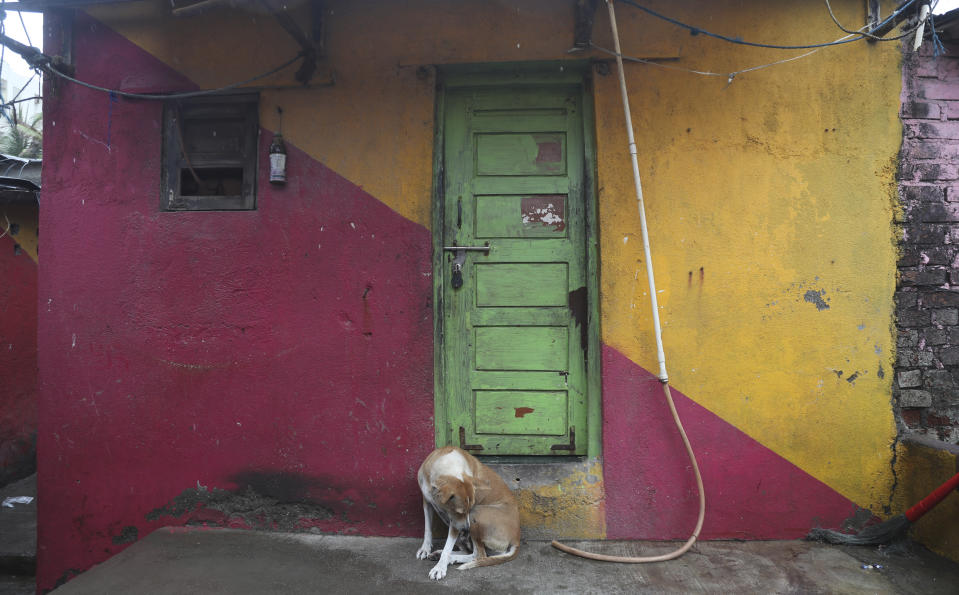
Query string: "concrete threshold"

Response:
xmin=50 ymin=527 xmax=959 ymax=594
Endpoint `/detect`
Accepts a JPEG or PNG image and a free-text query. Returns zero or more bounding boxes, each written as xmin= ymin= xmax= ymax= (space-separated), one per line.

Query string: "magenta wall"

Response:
xmin=0 ymin=232 xmax=37 ymax=486
xmin=601 ymin=346 xmax=857 ymax=540
xmin=37 ymin=14 xmax=433 ymax=590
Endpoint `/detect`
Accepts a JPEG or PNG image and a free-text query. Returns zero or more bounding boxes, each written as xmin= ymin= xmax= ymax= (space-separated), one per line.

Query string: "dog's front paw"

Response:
xmin=428 ymin=562 xmax=448 ymax=580
xmin=416 ymin=544 xmax=431 ymax=560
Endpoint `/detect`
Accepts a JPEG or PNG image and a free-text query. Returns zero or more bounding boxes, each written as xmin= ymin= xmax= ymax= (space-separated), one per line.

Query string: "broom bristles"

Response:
xmin=806 ymin=514 xmax=911 ymax=546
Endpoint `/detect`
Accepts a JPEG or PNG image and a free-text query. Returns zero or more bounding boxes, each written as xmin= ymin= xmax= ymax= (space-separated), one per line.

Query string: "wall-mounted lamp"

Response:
xmin=269 ymin=106 xmax=287 ymax=185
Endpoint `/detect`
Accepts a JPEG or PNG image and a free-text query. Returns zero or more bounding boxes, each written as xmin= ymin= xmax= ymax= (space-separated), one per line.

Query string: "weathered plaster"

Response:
xmin=38 ymin=1 xmax=907 ymax=589
xmin=489 ymin=460 xmax=606 ymax=540
xmin=593 ymin=3 xmax=901 ymax=512
xmin=84 ymin=0 xmax=903 ymax=513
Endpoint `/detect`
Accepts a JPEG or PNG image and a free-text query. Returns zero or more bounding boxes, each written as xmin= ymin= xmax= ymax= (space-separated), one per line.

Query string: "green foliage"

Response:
xmin=0 ymin=105 xmax=42 ymax=159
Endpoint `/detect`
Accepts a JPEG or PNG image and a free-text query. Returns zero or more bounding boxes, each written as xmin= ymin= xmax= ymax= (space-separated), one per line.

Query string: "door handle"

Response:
xmin=443 ymin=243 xmax=490 ymax=289
xmin=442 ymin=244 xmax=491 ymax=253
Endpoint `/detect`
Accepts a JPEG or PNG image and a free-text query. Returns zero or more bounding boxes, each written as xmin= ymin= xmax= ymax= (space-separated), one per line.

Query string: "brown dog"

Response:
xmin=415 ymin=446 xmax=521 ymax=580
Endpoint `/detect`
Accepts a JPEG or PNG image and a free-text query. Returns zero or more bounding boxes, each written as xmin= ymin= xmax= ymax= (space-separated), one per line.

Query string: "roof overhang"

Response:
xmin=0 ymin=155 xmax=41 ymax=204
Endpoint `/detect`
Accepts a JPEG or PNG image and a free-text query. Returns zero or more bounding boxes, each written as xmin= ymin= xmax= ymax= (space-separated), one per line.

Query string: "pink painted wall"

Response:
xmin=0 ymin=231 xmax=37 ymax=486
xmin=601 ymin=346 xmax=858 ymax=540
xmin=38 ymin=13 xmax=433 ymax=591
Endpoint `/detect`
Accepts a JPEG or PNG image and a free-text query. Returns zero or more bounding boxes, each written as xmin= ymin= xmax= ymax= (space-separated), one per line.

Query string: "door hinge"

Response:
xmin=459 ymin=427 xmax=483 ymax=452
xmin=551 ymin=426 xmax=576 ymax=452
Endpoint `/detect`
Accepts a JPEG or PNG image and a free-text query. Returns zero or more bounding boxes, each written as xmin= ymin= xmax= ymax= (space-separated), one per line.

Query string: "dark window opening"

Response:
xmin=161 ymin=94 xmax=258 ymax=211
xmin=179 ymin=167 xmax=244 ymax=196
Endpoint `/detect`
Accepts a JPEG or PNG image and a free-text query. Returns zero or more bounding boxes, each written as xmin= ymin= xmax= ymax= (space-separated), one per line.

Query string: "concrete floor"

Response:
xmin=0 ymin=475 xmax=35 ymax=595
xmin=48 ymin=527 xmax=959 ymax=594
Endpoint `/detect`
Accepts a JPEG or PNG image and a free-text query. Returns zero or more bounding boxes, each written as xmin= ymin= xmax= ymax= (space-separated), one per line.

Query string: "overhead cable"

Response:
xmin=0 ymin=29 xmax=307 ymax=101
xmin=618 ymin=0 xmax=919 ymax=49
xmin=590 ymin=42 xmax=831 ymax=85
xmin=825 ymin=0 xmax=929 ymax=42
xmin=601 ymin=0 xmax=934 ymax=84
xmin=41 ymin=53 xmax=306 ymax=100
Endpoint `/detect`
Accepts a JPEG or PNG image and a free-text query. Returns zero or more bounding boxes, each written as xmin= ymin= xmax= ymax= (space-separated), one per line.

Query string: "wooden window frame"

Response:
xmin=161 ymin=94 xmax=259 ymax=212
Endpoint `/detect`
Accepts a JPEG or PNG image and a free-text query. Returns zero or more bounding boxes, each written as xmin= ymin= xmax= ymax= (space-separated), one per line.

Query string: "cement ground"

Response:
xmin=47 ymin=527 xmax=959 ymax=594
xmin=0 ymin=474 xmax=35 ymax=595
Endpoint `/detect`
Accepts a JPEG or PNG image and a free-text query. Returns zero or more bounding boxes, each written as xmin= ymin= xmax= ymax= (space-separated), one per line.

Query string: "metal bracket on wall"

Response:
xmin=551 ymin=427 xmax=576 ymax=452
xmin=867 ymin=0 xmax=880 ymax=29
xmin=257 ymin=0 xmax=323 ymax=85
xmin=572 ymin=0 xmax=599 ymax=51
xmin=459 ymin=427 xmax=483 ymax=452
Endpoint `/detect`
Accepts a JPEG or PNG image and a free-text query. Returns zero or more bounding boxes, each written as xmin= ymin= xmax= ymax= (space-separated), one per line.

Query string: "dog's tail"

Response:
xmin=457 ymin=543 xmax=519 ymax=570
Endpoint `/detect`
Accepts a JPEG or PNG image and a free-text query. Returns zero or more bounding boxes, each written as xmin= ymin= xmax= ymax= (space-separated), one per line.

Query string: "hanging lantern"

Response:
xmin=269 ymin=107 xmax=287 ymax=185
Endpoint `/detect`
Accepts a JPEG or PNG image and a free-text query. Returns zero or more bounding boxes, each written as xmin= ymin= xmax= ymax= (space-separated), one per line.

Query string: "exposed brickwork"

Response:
xmin=896 ymin=42 xmax=959 ymax=444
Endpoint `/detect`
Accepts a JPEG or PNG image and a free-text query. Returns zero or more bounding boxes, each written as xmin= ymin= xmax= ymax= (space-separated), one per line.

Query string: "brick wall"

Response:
xmin=896 ymin=41 xmax=959 ymax=444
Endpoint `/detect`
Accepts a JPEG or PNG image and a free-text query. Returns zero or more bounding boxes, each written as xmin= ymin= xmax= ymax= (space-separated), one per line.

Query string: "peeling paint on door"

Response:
xmin=521 ymin=195 xmax=566 ymax=232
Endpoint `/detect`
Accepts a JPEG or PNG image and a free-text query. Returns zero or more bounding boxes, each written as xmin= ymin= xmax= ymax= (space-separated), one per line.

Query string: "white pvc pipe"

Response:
xmin=913 ymin=4 xmax=931 ymax=52
xmin=605 ymin=1 xmax=668 ymax=383
xmin=551 ymin=0 xmax=705 ymax=564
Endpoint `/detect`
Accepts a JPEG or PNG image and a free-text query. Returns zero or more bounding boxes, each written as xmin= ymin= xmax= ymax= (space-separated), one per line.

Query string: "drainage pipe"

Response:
xmin=551 ymin=0 xmax=705 ymax=563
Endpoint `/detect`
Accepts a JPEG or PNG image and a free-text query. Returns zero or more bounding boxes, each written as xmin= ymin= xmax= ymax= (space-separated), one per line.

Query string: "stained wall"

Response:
xmin=38 ymin=1 xmax=904 ymax=589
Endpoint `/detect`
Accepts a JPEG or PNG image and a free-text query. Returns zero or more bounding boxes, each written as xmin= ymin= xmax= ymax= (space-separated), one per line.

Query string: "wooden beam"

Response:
xmin=572 ymin=0 xmax=599 ymax=50
xmin=6 ymin=0 xmax=141 ymax=10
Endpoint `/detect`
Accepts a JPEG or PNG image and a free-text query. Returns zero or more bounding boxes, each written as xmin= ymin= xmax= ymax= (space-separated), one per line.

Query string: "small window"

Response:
xmin=161 ymin=94 xmax=258 ymax=211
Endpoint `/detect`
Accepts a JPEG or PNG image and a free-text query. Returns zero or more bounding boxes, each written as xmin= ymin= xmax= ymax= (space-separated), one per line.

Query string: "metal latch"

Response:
xmin=443 ymin=242 xmax=490 ymax=289
xmin=551 ymin=427 xmax=576 ymax=452
xmin=459 ymin=427 xmax=483 ymax=451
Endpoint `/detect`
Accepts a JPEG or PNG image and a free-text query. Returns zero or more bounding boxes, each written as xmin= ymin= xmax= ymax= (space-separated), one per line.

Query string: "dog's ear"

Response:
xmin=433 ymin=482 xmax=456 ymax=505
xmin=430 ymin=478 xmax=446 ymax=500
xmin=464 ymin=481 xmax=475 ymax=511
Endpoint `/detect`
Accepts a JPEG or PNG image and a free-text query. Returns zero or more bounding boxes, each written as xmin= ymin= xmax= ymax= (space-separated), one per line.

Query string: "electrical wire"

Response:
xmin=929 ymin=9 xmax=948 ymax=56
xmin=594 ymin=1 xmax=931 ymax=84
xmin=10 ymin=72 xmax=35 ymax=104
xmin=0 ymin=6 xmax=42 ymax=128
xmin=0 ymin=213 xmax=11 ymax=240
xmin=0 ymin=0 xmax=934 ymax=102
xmin=15 ymin=9 xmax=43 ymax=120
xmin=618 ymin=0 xmax=919 ymax=50
xmin=590 ymin=42 xmax=828 ymax=85
xmin=0 ymin=95 xmax=40 ymax=109
xmin=41 ymin=52 xmax=305 ymax=101
xmin=825 ymin=0 xmax=929 ymax=42
xmin=16 ymin=9 xmax=30 ymax=47
xmin=0 ymin=4 xmax=12 ymax=127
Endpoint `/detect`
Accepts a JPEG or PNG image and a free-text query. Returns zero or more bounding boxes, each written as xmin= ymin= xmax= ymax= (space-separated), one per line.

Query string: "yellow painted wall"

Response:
xmin=593 ymin=1 xmax=902 ymax=514
xmin=1 ymin=204 xmax=38 ymax=263
xmin=89 ymin=0 xmax=902 ymax=514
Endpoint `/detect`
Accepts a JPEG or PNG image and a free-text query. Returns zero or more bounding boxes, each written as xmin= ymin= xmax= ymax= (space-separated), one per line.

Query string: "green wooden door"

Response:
xmin=438 ymin=81 xmax=589 ymax=455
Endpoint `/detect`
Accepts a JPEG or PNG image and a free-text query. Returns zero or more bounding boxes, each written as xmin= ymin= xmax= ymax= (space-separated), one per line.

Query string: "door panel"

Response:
xmin=475 ymin=263 xmax=568 ymax=307
xmin=475 ymin=326 xmax=569 ymax=371
xmin=475 ymin=391 xmax=568 ymax=435
xmin=475 ymin=133 xmax=567 ymax=175
xmin=441 ymin=83 xmax=587 ymax=455
xmin=475 ymin=195 xmax=568 ymax=238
